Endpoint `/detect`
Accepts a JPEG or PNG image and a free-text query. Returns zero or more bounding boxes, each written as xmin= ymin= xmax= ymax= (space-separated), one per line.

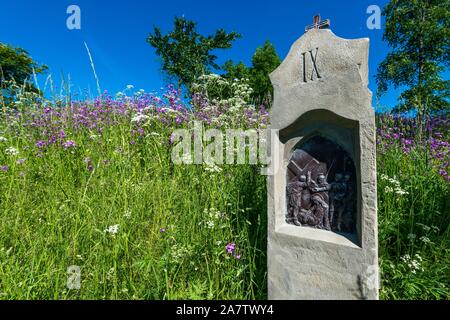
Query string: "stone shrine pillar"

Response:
xmin=267 ymin=23 xmax=378 ymax=300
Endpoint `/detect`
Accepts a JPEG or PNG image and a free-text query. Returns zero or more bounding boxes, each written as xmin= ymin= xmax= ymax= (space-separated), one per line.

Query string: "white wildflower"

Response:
xmin=131 ymin=113 xmax=149 ymax=124
xmin=0 ymin=137 xmax=7 ymax=142
xmin=104 ymin=224 xmax=119 ymax=235
xmin=400 ymin=254 xmax=411 ymax=263
xmin=5 ymin=147 xmax=19 ymax=156
xmin=419 ymin=236 xmax=431 ymax=244
xmin=204 ymin=162 xmax=222 ymax=173
xmin=395 ymin=187 xmax=409 ymax=195
xmin=124 ymin=210 xmax=132 ymax=219
xmin=384 ymin=186 xmax=394 ymax=193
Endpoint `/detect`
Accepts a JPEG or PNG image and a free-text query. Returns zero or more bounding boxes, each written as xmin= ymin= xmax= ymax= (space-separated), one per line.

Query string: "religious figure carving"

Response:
xmin=286 ymin=136 xmax=356 ymax=233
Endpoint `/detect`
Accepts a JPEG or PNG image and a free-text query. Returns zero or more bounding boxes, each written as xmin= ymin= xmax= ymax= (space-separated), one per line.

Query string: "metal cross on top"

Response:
xmin=305 ymin=14 xmax=330 ymax=32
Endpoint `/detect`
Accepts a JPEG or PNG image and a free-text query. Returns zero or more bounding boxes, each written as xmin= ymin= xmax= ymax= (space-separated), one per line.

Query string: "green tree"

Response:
xmin=376 ymin=0 xmax=450 ymax=116
xmin=249 ymin=41 xmax=281 ymax=104
xmin=0 ymin=43 xmax=47 ymax=104
xmin=147 ymin=16 xmax=241 ymax=90
xmin=222 ymin=60 xmax=250 ymax=82
xmin=223 ymin=41 xmax=281 ymax=105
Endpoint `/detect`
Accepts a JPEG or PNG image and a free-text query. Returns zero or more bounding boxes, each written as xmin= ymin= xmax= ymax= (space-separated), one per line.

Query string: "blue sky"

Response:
xmin=1 ymin=0 xmax=399 ymax=109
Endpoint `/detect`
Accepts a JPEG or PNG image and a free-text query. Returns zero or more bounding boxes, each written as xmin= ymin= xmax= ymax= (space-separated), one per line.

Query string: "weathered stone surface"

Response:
xmin=268 ymin=28 xmax=378 ymax=300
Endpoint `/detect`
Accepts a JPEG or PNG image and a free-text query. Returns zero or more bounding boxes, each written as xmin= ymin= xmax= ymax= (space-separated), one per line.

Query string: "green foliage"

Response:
xmin=147 ymin=17 xmax=241 ymax=90
xmin=0 ymin=43 xmax=47 ymax=105
xmin=223 ymin=41 xmax=281 ymax=105
xmin=377 ymin=151 xmax=449 ymax=299
xmin=376 ymin=0 xmax=450 ymax=114
xmin=249 ymin=41 xmax=281 ymax=104
xmin=376 ymin=115 xmax=449 ymax=299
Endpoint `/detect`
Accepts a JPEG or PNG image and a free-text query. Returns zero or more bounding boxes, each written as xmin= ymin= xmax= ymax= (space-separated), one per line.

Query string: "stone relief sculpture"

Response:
xmin=286 ymin=136 xmax=356 ymax=234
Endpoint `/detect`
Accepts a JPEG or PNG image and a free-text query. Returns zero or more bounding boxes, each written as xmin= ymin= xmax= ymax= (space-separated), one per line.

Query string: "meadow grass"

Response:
xmin=0 ymin=87 xmax=448 ymax=300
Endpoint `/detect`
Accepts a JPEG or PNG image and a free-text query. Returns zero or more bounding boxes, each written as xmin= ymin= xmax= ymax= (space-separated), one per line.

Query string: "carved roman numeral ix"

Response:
xmin=301 ymin=48 xmax=321 ymax=82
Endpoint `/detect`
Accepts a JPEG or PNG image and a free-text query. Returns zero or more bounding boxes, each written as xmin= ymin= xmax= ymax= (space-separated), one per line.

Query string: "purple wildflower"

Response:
xmin=0 ymin=165 xmax=8 ymax=172
xmin=36 ymin=140 xmax=46 ymax=148
xmin=62 ymin=140 xmax=77 ymax=149
xmin=225 ymin=243 xmax=236 ymax=254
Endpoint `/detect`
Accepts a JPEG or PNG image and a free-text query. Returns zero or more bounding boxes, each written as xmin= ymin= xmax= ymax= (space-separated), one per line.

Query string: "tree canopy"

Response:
xmin=223 ymin=41 xmax=281 ymax=105
xmin=376 ymin=0 xmax=450 ymax=115
xmin=0 ymin=43 xmax=47 ymax=91
xmin=147 ymin=16 xmax=241 ymax=90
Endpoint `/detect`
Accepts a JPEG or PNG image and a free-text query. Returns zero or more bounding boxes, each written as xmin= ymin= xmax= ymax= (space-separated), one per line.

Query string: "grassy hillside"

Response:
xmin=0 ymin=85 xmax=448 ymax=299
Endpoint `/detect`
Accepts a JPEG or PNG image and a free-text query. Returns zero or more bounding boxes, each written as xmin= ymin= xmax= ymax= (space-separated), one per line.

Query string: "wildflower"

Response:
xmin=62 ymin=140 xmax=77 ymax=149
xmin=395 ymin=187 xmax=408 ymax=196
xmin=58 ymin=130 xmax=66 ymax=139
xmin=104 ymin=224 xmax=119 ymax=235
xmin=5 ymin=147 xmax=19 ymax=156
xmin=225 ymin=243 xmax=236 ymax=254
xmin=0 ymin=165 xmax=8 ymax=172
xmin=159 ymin=228 xmax=166 ymax=233
xmin=419 ymin=236 xmax=431 ymax=244
xmin=384 ymin=186 xmax=393 ymax=193
xmin=124 ymin=210 xmax=132 ymax=219
xmin=36 ymin=140 xmax=46 ymax=148
xmin=235 ymin=255 xmax=241 ymax=260
xmin=16 ymin=158 xmax=26 ymax=165
xmin=131 ymin=114 xmax=149 ymax=124
xmin=0 ymin=137 xmax=7 ymax=142
xmin=414 ymin=254 xmax=423 ymax=262
xmin=204 ymin=162 xmax=222 ymax=173
xmin=84 ymin=157 xmax=94 ymax=172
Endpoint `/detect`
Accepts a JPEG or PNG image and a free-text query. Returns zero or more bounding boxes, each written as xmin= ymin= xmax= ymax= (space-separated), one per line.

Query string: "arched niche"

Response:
xmin=286 ymin=135 xmax=357 ymax=234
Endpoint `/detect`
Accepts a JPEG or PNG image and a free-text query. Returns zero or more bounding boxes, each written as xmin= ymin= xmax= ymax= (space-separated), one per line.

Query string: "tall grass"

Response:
xmin=0 ymin=81 xmax=448 ymax=299
xmin=376 ymin=115 xmax=449 ymax=299
xmin=0 ymin=86 xmax=268 ymax=299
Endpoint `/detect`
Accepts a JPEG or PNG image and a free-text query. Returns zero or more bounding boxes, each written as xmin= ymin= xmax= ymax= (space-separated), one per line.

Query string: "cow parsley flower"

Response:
xmin=204 ymin=162 xmax=222 ymax=173
xmin=123 ymin=210 xmax=132 ymax=219
xmin=104 ymin=224 xmax=119 ymax=235
xmin=131 ymin=114 xmax=149 ymax=124
xmin=420 ymin=236 xmax=431 ymax=244
xmin=5 ymin=147 xmax=19 ymax=156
